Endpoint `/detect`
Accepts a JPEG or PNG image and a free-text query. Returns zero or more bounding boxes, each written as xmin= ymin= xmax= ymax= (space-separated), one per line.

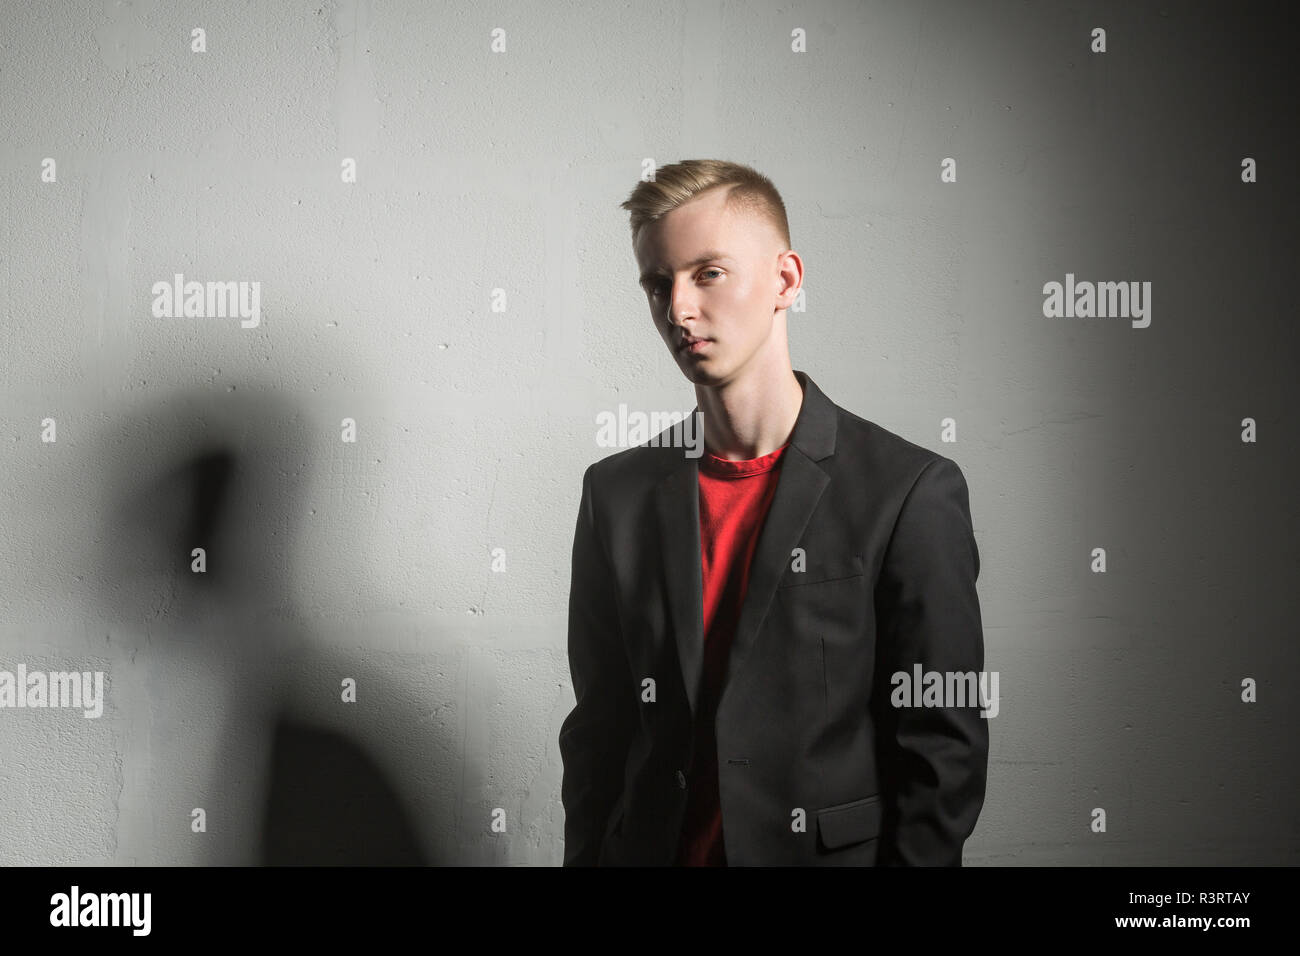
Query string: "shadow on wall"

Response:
xmin=93 ymin=386 xmax=437 ymax=865
xmin=261 ymin=716 xmax=427 ymax=865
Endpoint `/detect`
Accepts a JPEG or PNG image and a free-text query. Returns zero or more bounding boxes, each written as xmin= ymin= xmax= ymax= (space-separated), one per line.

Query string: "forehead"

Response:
xmin=633 ymin=192 xmax=765 ymax=267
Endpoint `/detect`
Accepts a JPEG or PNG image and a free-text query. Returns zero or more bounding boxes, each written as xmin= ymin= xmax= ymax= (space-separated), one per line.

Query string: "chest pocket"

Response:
xmin=776 ymin=551 xmax=864 ymax=589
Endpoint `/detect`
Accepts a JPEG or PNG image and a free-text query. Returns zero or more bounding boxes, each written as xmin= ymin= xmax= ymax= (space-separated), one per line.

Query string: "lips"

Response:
xmin=677 ymin=335 xmax=710 ymax=351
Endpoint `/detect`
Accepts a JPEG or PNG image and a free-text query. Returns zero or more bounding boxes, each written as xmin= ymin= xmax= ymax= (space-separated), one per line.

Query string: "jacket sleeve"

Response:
xmin=558 ymin=464 xmax=638 ymax=866
xmin=871 ymin=456 xmax=989 ymax=865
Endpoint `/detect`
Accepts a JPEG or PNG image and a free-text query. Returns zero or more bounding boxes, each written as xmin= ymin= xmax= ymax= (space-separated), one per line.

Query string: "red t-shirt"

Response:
xmin=674 ymin=440 xmax=790 ymax=866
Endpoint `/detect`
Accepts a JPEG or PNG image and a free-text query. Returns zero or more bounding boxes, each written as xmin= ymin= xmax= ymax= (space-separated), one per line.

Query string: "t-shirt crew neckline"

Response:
xmin=699 ymin=441 xmax=790 ymax=478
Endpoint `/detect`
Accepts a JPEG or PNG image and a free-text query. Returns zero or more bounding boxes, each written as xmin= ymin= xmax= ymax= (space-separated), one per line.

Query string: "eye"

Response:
xmin=647 ymin=268 xmax=722 ymax=297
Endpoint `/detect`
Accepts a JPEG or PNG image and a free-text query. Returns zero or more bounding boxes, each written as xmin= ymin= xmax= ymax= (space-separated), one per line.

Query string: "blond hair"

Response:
xmin=620 ymin=159 xmax=791 ymax=249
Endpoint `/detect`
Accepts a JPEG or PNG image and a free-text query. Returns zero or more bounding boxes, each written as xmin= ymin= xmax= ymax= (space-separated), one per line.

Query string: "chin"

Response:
xmin=678 ymin=362 xmax=726 ymax=387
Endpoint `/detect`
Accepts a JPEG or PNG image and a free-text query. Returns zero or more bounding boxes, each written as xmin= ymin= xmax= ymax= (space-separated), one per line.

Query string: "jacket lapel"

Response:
xmin=653 ymin=370 xmax=840 ymax=723
xmin=655 ymin=456 xmax=704 ymax=719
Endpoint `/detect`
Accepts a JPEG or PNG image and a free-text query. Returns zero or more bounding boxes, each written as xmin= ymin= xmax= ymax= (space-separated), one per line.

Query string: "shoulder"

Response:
xmin=580 ymin=427 xmax=691 ymax=498
xmin=829 ymin=403 xmax=967 ymax=495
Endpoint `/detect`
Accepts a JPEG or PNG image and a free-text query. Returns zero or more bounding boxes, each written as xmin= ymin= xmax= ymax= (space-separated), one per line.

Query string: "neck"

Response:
xmin=696 ymin=358 xmax=804 ymax=461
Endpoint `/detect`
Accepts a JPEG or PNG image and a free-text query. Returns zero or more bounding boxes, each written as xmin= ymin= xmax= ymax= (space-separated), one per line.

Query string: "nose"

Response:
xmin=665 ymin=276 xmax=697 ymax=326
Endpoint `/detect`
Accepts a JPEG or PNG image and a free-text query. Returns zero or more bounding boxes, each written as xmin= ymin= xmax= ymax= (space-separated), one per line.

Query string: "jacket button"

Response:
xmin=675 ymin=770 xmax=687 ymax=789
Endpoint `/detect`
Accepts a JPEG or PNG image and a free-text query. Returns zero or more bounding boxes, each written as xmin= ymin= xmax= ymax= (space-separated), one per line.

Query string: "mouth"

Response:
xmin=677 ymin=335 xmax=712 ymax=354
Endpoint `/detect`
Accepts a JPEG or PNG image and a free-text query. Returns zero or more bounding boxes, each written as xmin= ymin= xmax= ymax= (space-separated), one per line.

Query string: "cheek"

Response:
xmin=731 ymin=281 xmax=768 ymax=321
xmin=724 ymin=294 xmax=768 ymax=341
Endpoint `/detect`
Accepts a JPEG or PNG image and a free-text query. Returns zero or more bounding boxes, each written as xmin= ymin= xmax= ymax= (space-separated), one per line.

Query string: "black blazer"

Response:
xmin=559 ymin=369 xmax=988 ymax=865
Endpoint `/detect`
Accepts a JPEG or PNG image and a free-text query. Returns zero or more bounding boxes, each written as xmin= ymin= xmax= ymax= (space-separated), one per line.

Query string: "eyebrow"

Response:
xmin=639 ymin=251 xmax=734 ymax=287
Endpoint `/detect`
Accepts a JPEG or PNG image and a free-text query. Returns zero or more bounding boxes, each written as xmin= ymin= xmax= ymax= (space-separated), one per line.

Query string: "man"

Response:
xmin=559 ymin=159 xmax=988 ymax=866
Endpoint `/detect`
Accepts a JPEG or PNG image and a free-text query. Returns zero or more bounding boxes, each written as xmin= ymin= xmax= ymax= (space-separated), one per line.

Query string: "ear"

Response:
xmin=775 ymin=250 xmax=803 ymax=308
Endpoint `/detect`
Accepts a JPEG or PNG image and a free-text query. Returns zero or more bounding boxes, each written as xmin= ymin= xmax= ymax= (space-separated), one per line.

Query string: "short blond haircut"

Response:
xmin=620 ymin=159 xmax=791 ymax=250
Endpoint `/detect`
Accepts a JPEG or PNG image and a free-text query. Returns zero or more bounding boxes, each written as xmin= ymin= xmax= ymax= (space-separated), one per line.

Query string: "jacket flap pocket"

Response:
xmin=816 ymin=795 xmax=882 ymax=850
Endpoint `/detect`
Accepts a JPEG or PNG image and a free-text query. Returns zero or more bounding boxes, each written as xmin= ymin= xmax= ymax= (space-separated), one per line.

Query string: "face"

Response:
xmin=633 ymin=186 xmax=798 ymax=387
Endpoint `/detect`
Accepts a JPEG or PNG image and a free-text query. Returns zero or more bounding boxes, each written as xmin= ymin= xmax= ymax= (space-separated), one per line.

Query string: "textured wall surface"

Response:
xmin=0 ymin=0 xmax=1296 ymax=865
